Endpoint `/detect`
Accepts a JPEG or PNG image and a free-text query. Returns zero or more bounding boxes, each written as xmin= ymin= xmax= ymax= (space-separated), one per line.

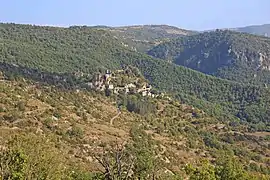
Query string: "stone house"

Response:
xmin=108 ymin=84 xmax=114 ymax=90
xmin=141 ymin=91 xmax=147 ymax=96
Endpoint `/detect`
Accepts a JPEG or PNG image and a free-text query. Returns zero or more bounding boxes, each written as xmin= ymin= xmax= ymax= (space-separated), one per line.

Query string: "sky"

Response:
xmin=1 ymin=0 xmax=269 ymax=31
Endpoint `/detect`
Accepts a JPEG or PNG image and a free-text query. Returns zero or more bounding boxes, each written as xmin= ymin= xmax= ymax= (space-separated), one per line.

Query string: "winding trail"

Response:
xmin=110 ymin=111 xmax=121 ymax=125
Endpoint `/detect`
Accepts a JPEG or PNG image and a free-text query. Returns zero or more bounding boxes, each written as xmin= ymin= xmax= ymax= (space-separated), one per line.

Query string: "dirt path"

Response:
xmin=110 ymin=111 xmax=121 ymax=125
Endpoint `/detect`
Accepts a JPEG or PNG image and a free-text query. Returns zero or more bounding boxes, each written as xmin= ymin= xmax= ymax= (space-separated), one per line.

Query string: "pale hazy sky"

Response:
xmin=1 ymin=0 xmax=269 ymax=30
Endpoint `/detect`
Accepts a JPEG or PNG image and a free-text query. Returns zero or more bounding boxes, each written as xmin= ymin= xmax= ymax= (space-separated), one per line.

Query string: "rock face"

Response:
xmin=148 ymin=30 xmax=270 ymax=85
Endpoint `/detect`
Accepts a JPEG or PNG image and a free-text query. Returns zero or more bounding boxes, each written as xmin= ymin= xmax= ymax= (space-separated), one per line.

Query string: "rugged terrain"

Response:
xmin=1 ymin=23 xmax=270 ymax=179
xmin=1 ymin=70 xmax=270 ymax=179
xmin=148 ymin=30 xmax=270 ymax=85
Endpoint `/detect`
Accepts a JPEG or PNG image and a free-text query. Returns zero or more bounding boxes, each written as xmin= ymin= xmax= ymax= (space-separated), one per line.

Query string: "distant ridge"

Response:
xmin=91 ymin=24 xmax=197 ymax=52
xmin=233 ymin=24 xmax=270 ymax=37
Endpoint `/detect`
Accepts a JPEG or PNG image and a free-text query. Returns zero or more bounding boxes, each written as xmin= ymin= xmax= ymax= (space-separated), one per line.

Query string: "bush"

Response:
xmin=3 ymin=112 xmax=20 ymax=122
xmin=44 ymin=117 xmax=54 ymax=128
xmin=185 ymin=157 xmax=254 ymax=180
xmin=0 ymin=149 xmax=27 ymax=180
xmin=16 ymin=101 xmax=26 ymax=111
xmin=0 ymin=106 xmax=6 ymax=113
xmin=67 ymin=125 xmax=84 ymax=138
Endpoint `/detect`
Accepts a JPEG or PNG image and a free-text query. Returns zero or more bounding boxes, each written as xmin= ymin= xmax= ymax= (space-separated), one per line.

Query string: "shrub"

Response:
xmin=67 ymin=125 xmax=84 ymax=138
xmin=16 ymin=101 xmax=26 ymax=111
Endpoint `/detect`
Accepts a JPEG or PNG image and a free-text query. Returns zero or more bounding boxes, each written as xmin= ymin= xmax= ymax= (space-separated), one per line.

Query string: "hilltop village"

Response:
xmin=87 ymin=66 xmax=168 ymax=99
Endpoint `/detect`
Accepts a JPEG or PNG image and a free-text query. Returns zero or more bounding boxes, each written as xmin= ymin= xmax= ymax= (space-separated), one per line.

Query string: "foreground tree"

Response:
xmin=185 ymin=156 xmax=269 ymax=180
xmin=95 ymin=125 xmax=163 ymax=180
xmin=95 ymin=143 xmax=135 ymax=180
xmin=0 ymin=133 xmax=67 ymax=180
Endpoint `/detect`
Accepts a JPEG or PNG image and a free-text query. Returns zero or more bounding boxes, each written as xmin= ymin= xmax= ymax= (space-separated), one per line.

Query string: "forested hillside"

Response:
xmin=1 ymin=23 xmax=270 ymax=130
xmin=148 ymin=30 xmax=270 ymax=85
